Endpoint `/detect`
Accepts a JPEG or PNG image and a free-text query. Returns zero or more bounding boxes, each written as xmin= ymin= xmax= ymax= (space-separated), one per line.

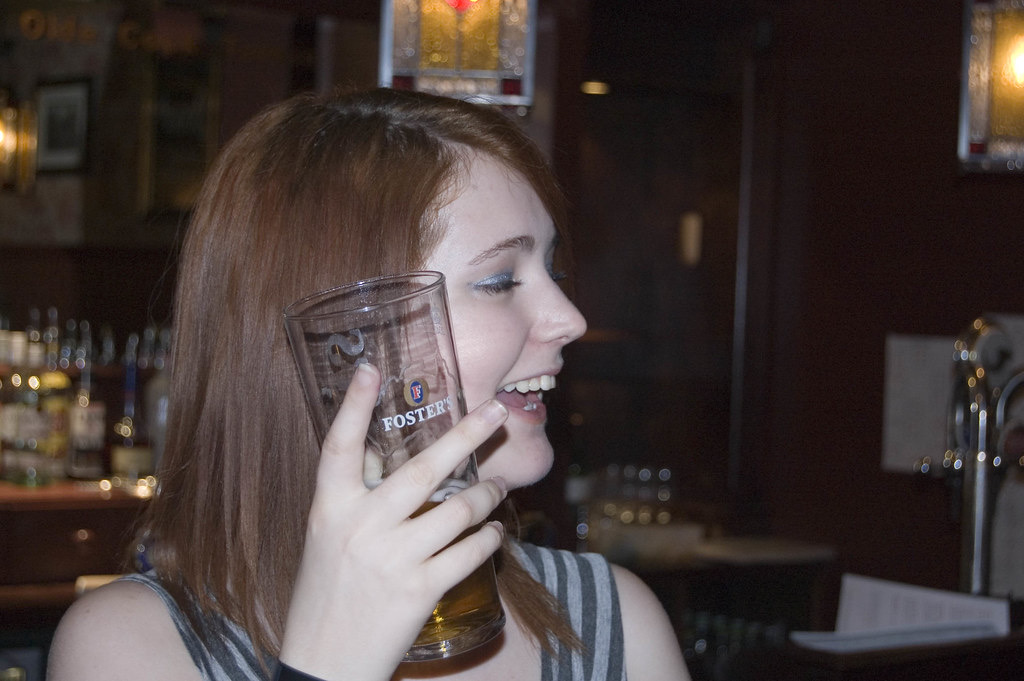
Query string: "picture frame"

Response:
xmin=36 ymin=80 xmax=90 ymax=172
xmin=142 ymin=48 xmax=218 ymax=215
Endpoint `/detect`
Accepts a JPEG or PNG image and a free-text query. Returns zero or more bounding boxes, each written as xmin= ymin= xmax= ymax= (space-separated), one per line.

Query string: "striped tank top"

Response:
xmin=122 ymin=542 xmax=626 ymax=681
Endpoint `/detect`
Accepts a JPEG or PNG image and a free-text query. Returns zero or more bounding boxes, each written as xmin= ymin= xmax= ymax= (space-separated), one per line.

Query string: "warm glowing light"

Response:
xmin=0 ymin=100 xmax=34 ymax=190
xmin=0 ymin=106 xmax=15 ymax=164
xmin=580 ymin=80 xmax=610 ymax=95
xmin=383 ymin=0 xmax=534 ymax=105
xmin=1007 ymin=36 xmax=1024 ymax=87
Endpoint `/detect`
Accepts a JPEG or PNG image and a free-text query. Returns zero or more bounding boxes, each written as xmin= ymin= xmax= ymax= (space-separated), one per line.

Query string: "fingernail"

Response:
xmin=491 ymin=476 xmax=508 ymax=494
xmin=488 ymin=520 xmax=505 ymax=537
xmin=480 ymin=400 xmax=508 ymax=424
xmin=354 ymin=362 xmax=376 ymax=385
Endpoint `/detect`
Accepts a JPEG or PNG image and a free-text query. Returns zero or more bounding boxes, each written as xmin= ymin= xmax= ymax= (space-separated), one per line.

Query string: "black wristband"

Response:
xmin=273 ymin=660 xmax=329 ymax=681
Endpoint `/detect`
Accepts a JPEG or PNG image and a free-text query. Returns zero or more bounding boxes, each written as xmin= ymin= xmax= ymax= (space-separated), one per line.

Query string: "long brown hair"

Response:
xmin=142 ymin=88 xmax=579 ymax=657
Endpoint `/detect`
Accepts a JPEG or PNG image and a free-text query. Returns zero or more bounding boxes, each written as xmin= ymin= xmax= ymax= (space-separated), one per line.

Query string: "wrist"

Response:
xmin=274 ymin=660 xmax=329 ymax=681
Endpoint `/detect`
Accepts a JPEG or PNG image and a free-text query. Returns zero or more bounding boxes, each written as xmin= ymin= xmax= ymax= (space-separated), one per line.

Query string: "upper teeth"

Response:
xmin=502 ymin=375 xmax=556 ymax=393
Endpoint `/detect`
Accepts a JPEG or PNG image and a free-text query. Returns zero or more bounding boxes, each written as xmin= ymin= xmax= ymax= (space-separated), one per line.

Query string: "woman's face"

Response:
xmin=422 ymin=153 xmax=587 ymax=490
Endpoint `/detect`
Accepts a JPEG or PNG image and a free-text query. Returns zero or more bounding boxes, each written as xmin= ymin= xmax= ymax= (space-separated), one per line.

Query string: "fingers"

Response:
xmin=425 ymin=519 xmax=506 ymax=587
xmin=374 ymin=400 xmax=508 ymax=520
xmin=407 ymin=476 xmax=507 ymax=543
xmin=313 ymin=370 xmax=508 ymax=562
xmin=318 ymin=363 xmax=381 ymax=495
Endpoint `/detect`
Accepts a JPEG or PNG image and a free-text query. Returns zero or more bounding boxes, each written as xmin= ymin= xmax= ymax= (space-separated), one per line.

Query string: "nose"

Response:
xmin=536 ymin=281 xmax=587 ymax=346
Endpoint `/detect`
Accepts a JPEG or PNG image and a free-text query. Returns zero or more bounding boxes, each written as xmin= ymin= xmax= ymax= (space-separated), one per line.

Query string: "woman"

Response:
xmin=48 ymin=89 xmax=688 ymax=681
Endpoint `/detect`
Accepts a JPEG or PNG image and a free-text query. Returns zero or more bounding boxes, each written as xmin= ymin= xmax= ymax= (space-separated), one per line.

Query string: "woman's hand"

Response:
xmin=279 ymin=363 xmax=509 ymax=681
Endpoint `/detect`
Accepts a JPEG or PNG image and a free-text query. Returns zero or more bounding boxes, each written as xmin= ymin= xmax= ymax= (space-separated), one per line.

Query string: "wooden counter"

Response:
xmin=772 ymin=631 xmax=1024 ymax=680
xmin=0 ymin=480 xmax=148 ymax=630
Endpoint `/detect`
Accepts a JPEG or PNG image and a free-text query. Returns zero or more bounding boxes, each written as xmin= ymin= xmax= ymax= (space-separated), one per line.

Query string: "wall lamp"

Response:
xmin=959 ymin=0 xmax=1024 ymax=172
xmin=379 ymin=0 xmax=537 ymax=108
xmin=0 ymin=92 xmax=37 ymax=193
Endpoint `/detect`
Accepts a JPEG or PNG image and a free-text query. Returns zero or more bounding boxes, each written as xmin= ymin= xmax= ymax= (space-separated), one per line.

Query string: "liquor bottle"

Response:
xmin=98 ymin=324 xmax=117 ymax=366
xmin=143 ymin=327 xmax=171 ymax=473
xmin=59 ymin=317 xmax=77 ymax=370
xmin=36 ymin=308 xmax=72 ymax=481
xmin=25 ymin=306 xmax=41 ymax=347
xmin=110 ymin=333 xmax=153 ymax=481
xmin=0 ymin=316 xmax=10 ymax=475
xmin=0 ymin=313 xmax=11 ymax=368
xmin=4 ymin=331 xmax=48 ymax=485
xmin=68 ymin=321 xmax=107 ymax=478
xmin=137 ymin=325 xmax=156 ymax=370
xmin=0 ymin=330 xmax=27 ymax=479
xmin=74 ymin=319 xmax=92 ymax=371
xmin=25 ymin=306 xmax=43 ymax=377
xmin=42 ymin=307 xmax=60 ymax=362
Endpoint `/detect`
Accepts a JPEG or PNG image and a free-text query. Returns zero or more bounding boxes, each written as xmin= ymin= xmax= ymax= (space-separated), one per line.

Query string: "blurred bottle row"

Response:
xmin=567 ymin=463 xmax=681 ymax=547
xmin=679 ymin=609 xmax=789 ymax=681
xmin=0 ymin=306 xmax=169 ymax=486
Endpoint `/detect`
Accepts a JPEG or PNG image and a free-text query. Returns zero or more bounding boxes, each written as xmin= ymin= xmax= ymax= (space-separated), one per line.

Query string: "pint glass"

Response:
xmin=283 ymin=271 xmax=504 ymax=660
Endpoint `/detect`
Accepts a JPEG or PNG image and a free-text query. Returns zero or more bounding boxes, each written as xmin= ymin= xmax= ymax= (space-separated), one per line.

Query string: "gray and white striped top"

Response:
xmin=511 ymin=542 xmax=626 ymax=681
xmin=122 ymin=542 xmax=626 ymax=681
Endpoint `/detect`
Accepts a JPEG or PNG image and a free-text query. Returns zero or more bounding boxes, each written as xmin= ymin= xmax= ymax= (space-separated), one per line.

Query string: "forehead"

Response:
xmin=429 ymin=153 xmax=554 ymax=261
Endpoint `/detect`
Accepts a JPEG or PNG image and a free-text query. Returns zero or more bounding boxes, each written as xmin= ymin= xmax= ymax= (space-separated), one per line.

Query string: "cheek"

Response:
xmin=450 ymin=312 xmax=521 ymax=406
xmin=454 ymin=338 xmax=501 ymax=408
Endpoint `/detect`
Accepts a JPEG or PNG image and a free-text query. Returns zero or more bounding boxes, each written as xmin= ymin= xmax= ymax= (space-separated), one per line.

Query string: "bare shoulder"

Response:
xmin=48 ymin=578 xmax=200 ymax=681
xmin=610 ymin=564 xmax=691 ymax=681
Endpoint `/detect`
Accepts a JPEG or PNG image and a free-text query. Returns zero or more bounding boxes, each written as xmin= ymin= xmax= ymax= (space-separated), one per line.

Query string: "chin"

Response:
xmin=475 ymin=424 xmax=554 ymax=490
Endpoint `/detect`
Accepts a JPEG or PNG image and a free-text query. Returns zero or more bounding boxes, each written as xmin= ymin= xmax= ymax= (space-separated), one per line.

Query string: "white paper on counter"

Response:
xmin=789 ymin=621 xmax=1001 ymax=653
xmin=834 ymin=573 xmax=1009 ymax=635
xmin=788 ymin=573 xmax=1010 ymax=654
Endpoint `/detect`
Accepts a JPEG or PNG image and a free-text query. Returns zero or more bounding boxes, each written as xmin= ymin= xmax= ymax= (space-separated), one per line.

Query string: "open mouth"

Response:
xmin=498 ymin=374 xmax=556 ymax=412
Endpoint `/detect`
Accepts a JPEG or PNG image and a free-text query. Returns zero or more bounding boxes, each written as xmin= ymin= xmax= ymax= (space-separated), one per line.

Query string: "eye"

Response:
xmin=474 ymin=272 xmax=522 ymax=295
xmin=548 ymin=266 xmax=568 ymax=284
xmin=546 ymin=240 xmax=567 ymax=284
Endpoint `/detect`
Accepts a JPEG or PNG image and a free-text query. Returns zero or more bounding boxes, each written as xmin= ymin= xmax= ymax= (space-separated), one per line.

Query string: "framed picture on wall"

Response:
xmin=36 ymin=80 xmax=90 ymax=172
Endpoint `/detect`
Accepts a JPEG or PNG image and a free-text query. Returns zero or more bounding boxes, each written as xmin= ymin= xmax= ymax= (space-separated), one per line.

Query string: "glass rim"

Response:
xmin=283 ymin=270 xmax=445 ymax=320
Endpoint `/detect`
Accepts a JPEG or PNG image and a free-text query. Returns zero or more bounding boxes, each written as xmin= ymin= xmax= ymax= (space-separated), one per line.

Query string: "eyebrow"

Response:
xmin=468 ymin=235 xmax=536 ymax=266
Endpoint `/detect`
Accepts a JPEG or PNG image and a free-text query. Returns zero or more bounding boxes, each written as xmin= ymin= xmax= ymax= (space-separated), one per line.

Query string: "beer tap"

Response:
xmin=945 ymin=317 xmax=1013 ymax=595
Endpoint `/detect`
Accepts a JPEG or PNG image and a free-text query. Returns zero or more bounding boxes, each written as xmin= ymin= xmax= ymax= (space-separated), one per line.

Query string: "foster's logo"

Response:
xmin=405 ymin=379 xmax=427 ymax=407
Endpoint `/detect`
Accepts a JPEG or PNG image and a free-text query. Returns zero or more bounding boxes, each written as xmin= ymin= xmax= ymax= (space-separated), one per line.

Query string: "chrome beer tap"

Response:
xmin=945 ymin=318 xmax=1013 ymax=595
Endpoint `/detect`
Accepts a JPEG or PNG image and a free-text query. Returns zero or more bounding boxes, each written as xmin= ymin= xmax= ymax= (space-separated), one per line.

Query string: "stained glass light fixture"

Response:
xmin=379 ymin=0 xmax=537 ymax=107
xmin=959 ymin=0 xmax=1024 ymax=172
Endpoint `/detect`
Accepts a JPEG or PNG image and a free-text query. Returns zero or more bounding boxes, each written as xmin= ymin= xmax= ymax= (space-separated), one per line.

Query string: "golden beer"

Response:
xmin=408 ymin=504 xmax=505 ymax=658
